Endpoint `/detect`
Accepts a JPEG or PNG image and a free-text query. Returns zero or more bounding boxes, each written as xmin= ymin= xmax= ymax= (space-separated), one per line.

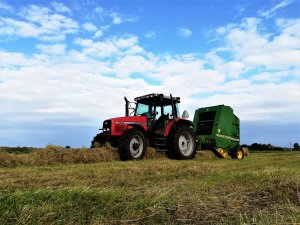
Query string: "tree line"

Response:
xmin=242 ymin=142 xmax=300 ymax=151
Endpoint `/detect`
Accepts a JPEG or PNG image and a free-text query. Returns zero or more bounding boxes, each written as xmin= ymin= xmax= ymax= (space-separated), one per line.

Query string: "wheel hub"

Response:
xmin=129 ymin=135 xmax=143 ymax=158
xmin=178 ymin=133 xmax=194 ymax=156
xmin=132 ymin=143 xmax=140 ymax=150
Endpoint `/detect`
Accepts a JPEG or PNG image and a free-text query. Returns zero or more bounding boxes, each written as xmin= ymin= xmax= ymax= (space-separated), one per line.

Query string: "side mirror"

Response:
xmin=181 ymin=110 xmax=189 ymax=119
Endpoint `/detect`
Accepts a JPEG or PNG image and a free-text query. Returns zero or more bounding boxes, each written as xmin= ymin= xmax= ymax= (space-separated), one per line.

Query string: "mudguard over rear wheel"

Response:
xmin=119 ymin=129 xmax=146 ymax=160
xmin=167 ymin=125 xmax=196 ymax=160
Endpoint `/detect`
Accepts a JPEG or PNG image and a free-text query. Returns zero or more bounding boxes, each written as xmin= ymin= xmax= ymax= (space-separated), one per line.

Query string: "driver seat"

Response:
xmin=155 ymin=114 xmax=169 ymax=135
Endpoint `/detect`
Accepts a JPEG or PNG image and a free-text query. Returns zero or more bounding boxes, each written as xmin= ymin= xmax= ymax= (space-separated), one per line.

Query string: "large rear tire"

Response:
xmin=119 ymin=129 xmax=146 ymax=160
xmin=167 ymin=125 xmax=196 ymax=160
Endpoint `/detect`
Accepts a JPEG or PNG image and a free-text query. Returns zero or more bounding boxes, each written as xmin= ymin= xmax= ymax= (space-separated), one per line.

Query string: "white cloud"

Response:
xmin=113 ymin=55 xmax=156 ymax=78
xmin=110 ymin=12 xmax=122 ymax=24
xmin=259 ymin=0 xmax=293 ymax=19
xmin=73 ymin=36 xmax=140 ymax=58
xmin=94 ymin=29 xmax=103 ymax=38
xmin=0 ymin=51 xmax=32 ymax=67
xmin=95 ymin=7 xmax=104 ymax=14
xmin=178 ymin=27 xmax=192 ymax=38
xmin=0 ymin=4 xmax=78 ymax=41
xmin=94 ymin=25 xmax=110 ymax=38
xmin=213 ymin=17 xmax=300 ymax=71
xmin=109 ymin=12 xmax=137 ymax=25
xmin=0 ymin=57 xmax=154 ymax=128
xmin=145 ymin=31 xmax=156 ymax=39
xmin=114 ymin=36 xmax=138 ymax=48
xmin=250 ymin=71 xmax=289 ymax=82
xmin=82 ymin=22 xmax=97 ymax=32
xmin=235 ymin=5 xmax=245 ymax=14
xmin=0 ymin=0 xmax=13 ymax=11
xmin=276 ymin=18 xmax=300 ymax=37
xmin=51 ymin=2 xmax=71 ymax=14
xmin=36 ymin=44 xmax=66 ymax=55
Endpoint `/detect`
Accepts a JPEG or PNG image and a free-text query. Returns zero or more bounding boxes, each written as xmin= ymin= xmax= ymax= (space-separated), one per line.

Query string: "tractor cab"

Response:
xmin=132 ymin=94 xmax=181 ymax=135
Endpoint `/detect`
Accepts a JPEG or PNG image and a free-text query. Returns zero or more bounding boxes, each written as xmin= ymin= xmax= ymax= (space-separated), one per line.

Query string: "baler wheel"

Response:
xmin=235 ymin=149 xmax=244 ymax=159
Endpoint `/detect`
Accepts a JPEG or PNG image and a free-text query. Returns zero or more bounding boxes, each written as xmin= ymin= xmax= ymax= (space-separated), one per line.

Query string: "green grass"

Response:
xmin=0 ymin=151 xmax=299 ymax=224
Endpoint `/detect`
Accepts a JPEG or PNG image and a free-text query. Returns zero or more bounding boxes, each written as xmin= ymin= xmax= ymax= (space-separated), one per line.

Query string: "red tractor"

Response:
xmin=91 ymin=93 xmax=196 ymax=160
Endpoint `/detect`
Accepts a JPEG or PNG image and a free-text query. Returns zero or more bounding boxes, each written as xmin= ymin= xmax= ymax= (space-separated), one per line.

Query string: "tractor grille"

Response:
xmin=102 ymin=120 xmax=111 ymax=134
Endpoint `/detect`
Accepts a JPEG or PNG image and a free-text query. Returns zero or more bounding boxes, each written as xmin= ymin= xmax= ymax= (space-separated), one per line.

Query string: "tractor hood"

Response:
xmin=102 ymin=116 xmax=148 ymax=136
xmin=110 ymin=116 xmax=147 ymax=124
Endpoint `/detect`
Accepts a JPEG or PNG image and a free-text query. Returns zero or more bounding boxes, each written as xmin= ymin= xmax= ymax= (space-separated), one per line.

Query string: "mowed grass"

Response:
xmin=0 ymin=149 xmax=299 ymax=224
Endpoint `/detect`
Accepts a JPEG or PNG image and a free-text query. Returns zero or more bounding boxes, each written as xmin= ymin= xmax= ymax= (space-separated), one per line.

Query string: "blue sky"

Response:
xmin=0 ymin=0 xmax=299 ymax=147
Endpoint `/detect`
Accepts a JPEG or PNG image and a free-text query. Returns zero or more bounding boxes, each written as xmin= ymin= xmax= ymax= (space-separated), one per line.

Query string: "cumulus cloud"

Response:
xmin=82 ymin=22 xmax=97 ymax=32
xmin=178 ymin=27 xmax=192 ymax=38
xmin=212 ymin=17 xmax=300 ymax=71
xmin=51 ymin=2 xmax=71 ymax=14
xmin=109 ymin=12 xmax=137 ymax=25
xmin=36 ymin=44 xmax=66 ymax=55
xmin=250 ymin=71 xmax=289 ymax=82
xmin=259 ymin=0 xmax=293 ymax=19
xmin=0 ymin=4 xmax=78 ymax=41
xmin=110 ymin=12 xmax=122 ymax=24
xmin=73 ymin=36 xmax=141 ymax=58
xmin=145 ymin=31 xmax=156 ymax=39
xmin=0 ymin=0 xmax=13 ymax=11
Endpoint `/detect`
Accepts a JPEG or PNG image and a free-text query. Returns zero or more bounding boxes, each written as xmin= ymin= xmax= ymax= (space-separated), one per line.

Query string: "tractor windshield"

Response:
xmin=135 ymin=103 xmax=151 ymax=116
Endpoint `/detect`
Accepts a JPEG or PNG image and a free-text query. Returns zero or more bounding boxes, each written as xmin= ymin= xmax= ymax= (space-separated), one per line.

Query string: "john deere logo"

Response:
xmin=216 ymin=133 xmax=239 ymax=142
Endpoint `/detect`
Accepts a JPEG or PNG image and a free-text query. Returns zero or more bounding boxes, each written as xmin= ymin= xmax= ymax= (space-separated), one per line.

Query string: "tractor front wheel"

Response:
xmin=168 ymin=125 xmax=196 ymax=160
xmin=119 ymin=129 xmax=146 ymax=160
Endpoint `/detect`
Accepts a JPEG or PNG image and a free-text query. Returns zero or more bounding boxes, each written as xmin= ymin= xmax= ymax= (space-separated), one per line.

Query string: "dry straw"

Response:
xmin=0 ymin=145 xmax=216 ymax=167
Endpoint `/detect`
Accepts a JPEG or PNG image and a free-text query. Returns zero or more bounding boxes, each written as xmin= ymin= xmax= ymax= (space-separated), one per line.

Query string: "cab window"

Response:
xmin=135 ymin=103 xmax=149 ymax=116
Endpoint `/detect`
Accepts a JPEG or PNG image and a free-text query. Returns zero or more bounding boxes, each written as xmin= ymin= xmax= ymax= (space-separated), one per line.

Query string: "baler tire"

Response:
xmin=91 ymin=133 xmax=105 ymax=148
xmin=119 ymin=129 xmax=146 ymax=161
xmin=235 ymin=148 xmax=244 ymax=160
xmin=168 ymin=125 xmax=196 ymax=160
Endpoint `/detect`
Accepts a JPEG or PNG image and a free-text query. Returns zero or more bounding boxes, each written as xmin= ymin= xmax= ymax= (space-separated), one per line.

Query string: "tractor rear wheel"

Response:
xmin=119 ymin=129 xmax=146 ymax=160
xmin=168 ymin=125 xmax=196 ymax=160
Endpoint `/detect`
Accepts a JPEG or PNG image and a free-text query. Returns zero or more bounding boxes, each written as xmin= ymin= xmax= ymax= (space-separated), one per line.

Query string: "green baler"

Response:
xmin=193 ymin=105 xmax=248 ymax=159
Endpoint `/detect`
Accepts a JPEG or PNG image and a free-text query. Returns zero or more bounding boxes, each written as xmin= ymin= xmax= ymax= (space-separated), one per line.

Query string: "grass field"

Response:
xmin=0 ymin=147 xmax=299 ymax=224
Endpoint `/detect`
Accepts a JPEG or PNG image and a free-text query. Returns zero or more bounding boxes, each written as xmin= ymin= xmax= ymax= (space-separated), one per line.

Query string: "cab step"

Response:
xmin=154 ymin=137 xmax=167 ymax=147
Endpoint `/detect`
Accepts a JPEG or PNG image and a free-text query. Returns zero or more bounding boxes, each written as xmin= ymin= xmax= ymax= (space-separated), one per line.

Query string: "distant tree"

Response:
xmin=250 ymin=143 xmax=260 ymax=151
xmin=294 ymin=143 xmax=300 ymax=151
xmin=267 ymin=144 xmax=274 ymax=150
xmin=250 ymin=143 xmax=283 ymax=151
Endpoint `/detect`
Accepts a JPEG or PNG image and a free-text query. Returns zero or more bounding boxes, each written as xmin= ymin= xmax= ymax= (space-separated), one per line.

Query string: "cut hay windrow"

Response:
xmin=0 ymin=145 xmax=215 ymax=167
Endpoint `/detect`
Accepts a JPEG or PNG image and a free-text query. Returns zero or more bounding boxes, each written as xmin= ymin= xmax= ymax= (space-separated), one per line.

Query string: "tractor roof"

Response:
xmin=134 ymin=93 xmax=180 ymax=105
